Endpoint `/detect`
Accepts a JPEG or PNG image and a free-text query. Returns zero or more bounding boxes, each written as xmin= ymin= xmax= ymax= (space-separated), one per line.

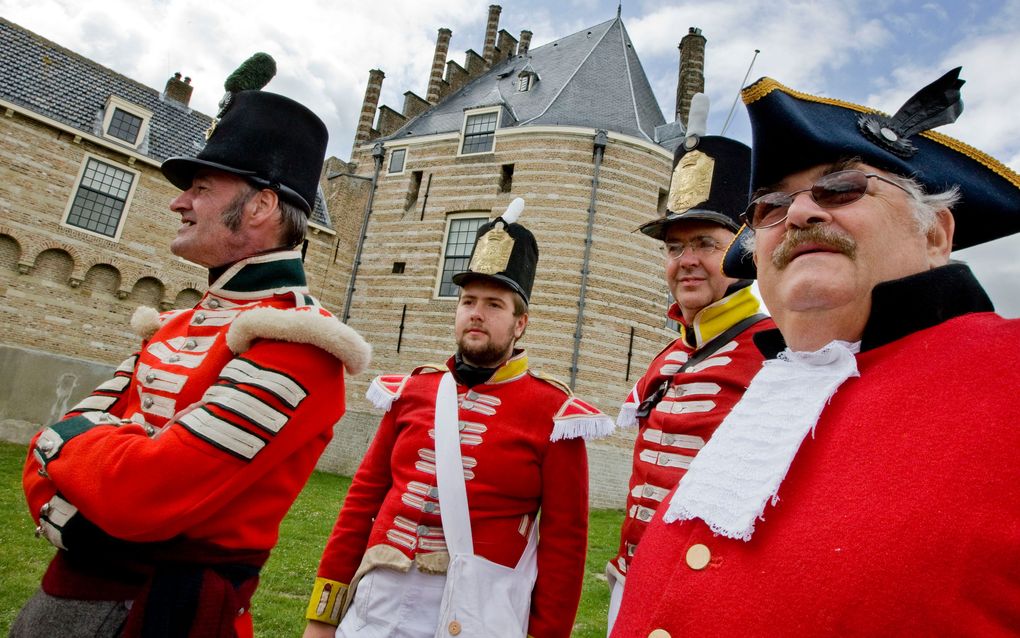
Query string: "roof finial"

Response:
xmin=617 ymin=2 xmax=622 ymax=18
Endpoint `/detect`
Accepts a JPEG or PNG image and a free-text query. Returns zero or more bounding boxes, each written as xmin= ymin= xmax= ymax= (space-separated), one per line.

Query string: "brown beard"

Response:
xmin=457 ymin=326 xmax=516 ymax=367
xmin=771 ymin=225 xmax=857 ymax=270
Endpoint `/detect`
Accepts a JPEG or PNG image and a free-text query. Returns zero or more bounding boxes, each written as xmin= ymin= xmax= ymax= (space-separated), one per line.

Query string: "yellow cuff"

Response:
xmin=305 ymin=577 xmax=349 ymax=625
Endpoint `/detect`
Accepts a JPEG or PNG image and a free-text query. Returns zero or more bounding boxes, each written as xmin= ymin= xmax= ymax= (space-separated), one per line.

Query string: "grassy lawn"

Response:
xmin=0 ymin=441 xmax=623 ymax=636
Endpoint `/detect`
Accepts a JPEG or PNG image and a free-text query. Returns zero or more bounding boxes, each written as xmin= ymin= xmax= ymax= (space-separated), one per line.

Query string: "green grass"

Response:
xmin=0 ymin=441 xmax=623 ymax=636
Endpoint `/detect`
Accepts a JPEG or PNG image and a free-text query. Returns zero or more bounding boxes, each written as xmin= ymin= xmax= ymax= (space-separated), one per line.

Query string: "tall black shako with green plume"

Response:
xmin=161 ymin=52 xmax=328 ymax=215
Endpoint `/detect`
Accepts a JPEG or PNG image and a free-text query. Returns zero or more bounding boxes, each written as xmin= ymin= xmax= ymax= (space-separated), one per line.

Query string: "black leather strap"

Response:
xmin=635 ymin=313 xmax=768 ymax=418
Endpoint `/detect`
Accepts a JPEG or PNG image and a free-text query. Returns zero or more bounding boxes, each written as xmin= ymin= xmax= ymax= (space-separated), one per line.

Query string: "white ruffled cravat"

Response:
xmin=663 ymin=339 xmax=861 ymax=541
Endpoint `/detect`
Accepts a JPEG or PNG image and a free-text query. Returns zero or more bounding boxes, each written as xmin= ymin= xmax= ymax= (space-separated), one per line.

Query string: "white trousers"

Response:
xmin=606 ymin=576 xmax=625 ymax=637
xmin=337 ymin=565 xmax=446 ymax=638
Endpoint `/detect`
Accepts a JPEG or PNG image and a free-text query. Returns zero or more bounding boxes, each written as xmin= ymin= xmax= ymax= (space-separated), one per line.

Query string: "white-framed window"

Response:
xmin=459 ymin=108 xmax=500 ymax=155
xmin=388 ymin=148 xmax=407 ymax=174
xmin=61 ymin=154 xmax=139 ymax=240
xmin=101 ymin=96 xmax=152 ymax=148
xmin=518 ymin=74 xmax=531 ymax=92
xmin=435 ymin=213 xmax=489 ymax=297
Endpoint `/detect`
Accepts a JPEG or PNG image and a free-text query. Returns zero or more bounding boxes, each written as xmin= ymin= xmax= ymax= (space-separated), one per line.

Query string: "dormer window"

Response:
xmin=517 ymin=63 xmax=539 ymax=93
xmin=101 ymin=96 xmax=152 ymax=149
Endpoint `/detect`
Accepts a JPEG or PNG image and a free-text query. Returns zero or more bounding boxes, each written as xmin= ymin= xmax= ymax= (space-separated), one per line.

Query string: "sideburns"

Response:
xmin=220 ymin=186 xmax=258 ymax=231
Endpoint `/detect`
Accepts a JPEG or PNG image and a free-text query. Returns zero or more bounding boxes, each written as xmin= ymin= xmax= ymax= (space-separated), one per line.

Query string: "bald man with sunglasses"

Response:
xmin=606 ymin=132 xmax=773 ymax=633
xmin=612 ymin=69 xmax=1020 ymax=637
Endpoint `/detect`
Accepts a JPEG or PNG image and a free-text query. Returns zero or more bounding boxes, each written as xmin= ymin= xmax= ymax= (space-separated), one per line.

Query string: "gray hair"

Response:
xmin=219 ymin=181 xmax=307 ymax=248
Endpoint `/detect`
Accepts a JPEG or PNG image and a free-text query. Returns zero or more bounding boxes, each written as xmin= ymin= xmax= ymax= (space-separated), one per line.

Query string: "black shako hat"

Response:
xmin=637 ymin=135 xmax=751 ymax=239
xmin=723 ymin=67 xmax=1020 ymax=279
xmin=451 ymin=198 xmax=538 ymax=305
xmin=161 ymin=54 xmax=328 ymax=214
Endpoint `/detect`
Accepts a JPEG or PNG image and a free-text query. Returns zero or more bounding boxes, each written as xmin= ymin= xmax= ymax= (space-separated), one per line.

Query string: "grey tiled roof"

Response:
xmin=0 ymin=18 xmax=333 ymax=230
xmin=384 ymin=17 xmax=667 ymax=146
xmin=0 ymin=18 xmax=211 ymax=162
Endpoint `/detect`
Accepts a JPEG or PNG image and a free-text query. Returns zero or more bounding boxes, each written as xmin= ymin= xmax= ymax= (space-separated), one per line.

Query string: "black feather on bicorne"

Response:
xmin=858 ymin=67 xmax=965 ymax=157
xmin=217 ymin=53 xmax=277 ymax=117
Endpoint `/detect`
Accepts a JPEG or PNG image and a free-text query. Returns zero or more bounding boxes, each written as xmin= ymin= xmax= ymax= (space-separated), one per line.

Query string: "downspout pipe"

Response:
xmin=569 ymin=129 xmax=608 ymax=390
xmin=342 ymin=142 xmax=386 ymax=323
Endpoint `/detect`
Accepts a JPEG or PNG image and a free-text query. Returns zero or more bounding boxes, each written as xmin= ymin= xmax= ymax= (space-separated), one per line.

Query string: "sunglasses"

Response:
xmin=740 ymin=170 xmax=911 ymax=230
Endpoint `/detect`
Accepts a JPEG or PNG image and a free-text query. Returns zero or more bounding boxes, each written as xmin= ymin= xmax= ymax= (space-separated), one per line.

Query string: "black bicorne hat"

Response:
xmin=637 ymin=135 xmax=751 ymax=239
xmin=161 ymin=54 xmax=328 ymax=214
xmin=451 ymin=198 xmax=539 ymax=304
xmin=723 ymin=67 xmax=1020 ymax=279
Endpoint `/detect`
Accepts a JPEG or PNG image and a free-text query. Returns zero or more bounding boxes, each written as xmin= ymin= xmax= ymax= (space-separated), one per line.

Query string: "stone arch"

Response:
xmin=0 ymin=232 xmax=22 ymax=273
xmin=129 ymin=276 xmax=165 ymax=308
xmin=174 ymin=287 xmax=202 ymax=309
xmin=81 ymin=263 xmax=122 ymax=298
xmin=33 ymin=248 xmax=75 ymax=284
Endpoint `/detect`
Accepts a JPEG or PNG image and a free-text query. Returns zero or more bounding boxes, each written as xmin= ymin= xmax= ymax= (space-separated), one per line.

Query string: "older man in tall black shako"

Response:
xmin=13 ymin=54 xmax=370 ymax=638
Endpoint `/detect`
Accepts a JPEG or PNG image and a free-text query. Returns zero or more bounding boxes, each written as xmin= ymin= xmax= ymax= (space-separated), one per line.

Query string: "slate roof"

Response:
xmin=384 ymin=17 xmax=668 ymax=145
xmin=0 ymin=18 xmax=333 ymax=229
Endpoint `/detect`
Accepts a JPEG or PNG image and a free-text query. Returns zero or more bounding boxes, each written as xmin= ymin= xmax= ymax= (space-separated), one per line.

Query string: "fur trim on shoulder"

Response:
xmin=550 ymin=397 xmax=615 ymax=441
xmin=226 ymin=307 xmax=372 ymax=374
xmin=131 ymin=306 xmax=161 ymax=340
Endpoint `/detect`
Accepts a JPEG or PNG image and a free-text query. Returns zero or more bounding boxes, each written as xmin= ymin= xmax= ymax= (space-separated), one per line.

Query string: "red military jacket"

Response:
xmin=609 ymin=285 xmax=772 ymax=582
xmin=23 ymin=251 xmax=371 ymax=633
xmin=307 ymin=351 xmax=613 ymax=638
xmin=613 ymin=267 xmax=1020 ymax=637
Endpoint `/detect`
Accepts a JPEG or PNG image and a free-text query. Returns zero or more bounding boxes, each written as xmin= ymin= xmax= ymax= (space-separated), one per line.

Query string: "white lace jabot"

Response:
xmin=664 ymin=340 xmax=861 ymax=541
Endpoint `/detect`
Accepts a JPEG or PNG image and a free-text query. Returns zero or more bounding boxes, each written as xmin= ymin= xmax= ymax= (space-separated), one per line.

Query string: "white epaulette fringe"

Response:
xmin=550 ymin=414 xmax=616 ymax=441
xmin=615 ymin=403 xmax=639 ymax=429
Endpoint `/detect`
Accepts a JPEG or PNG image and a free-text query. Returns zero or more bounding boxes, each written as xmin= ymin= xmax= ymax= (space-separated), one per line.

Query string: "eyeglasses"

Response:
xmin=740 ymin=170 xmax=911 ymax=230
xmin=660 ymin=236 xmax=723 ymax=260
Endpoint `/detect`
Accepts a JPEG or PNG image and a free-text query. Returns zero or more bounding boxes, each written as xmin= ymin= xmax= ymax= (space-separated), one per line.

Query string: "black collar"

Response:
xmin=753 ymin=263 xmax=993 ymax=358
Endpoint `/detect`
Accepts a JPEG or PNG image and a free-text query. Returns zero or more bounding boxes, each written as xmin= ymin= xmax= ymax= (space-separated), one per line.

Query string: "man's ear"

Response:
xmin=247 ymin=188 xmax=280 ymax=229
xmin=926 ymin=209 xmax=954 ymax=267
xmin=514 ymin=312 xmax=529 ymax=340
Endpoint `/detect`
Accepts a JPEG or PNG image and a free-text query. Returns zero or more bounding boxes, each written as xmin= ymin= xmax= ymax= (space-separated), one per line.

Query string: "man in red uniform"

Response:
xmin=303 ymin=202 xmax=613 ymax=638
xmin=12 ymin=56 xmax=371 ymax=638
xmin=606 ymin=131 xmax=772 ymax=631
xmin=613 ymin=68 xmax=1020 ymax=636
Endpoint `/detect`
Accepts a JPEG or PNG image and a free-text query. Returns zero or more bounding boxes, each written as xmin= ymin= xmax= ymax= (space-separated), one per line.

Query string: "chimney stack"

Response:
xmin=427 ymin=28 xmax=453 ymax=104
xmin=163 ymin=72 xmax=193 ymax=106
xmin=518 ymin=30 xmax=532 ymax=56
xmin=676 ymin=27 xmax=706 ymax=125
xmin=355 ymin=69 xmax=385 ymax=150
xmin=482 ymin=4 xmax=502 ymax=65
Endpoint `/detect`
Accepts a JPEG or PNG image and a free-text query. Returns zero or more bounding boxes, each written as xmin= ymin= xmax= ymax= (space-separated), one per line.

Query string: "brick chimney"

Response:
xmin=164 ymin=72 xmax=193 ymax=106
xmin=355 ymin=69 xmax=385 ymax=149
xmin=482 ymin=5 xmax=501 ymax=66
xmin=427 ymin=28 xmax=452 ymax=104
xmin=518 ymin=30 xmax=532 ymax=56
xmin=676 ymin=27 xmax=706 ymax=125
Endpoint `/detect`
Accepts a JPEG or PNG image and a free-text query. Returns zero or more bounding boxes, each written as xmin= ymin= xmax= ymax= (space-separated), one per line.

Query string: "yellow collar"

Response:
xmin=674 ymin=286 xmax=762 ymax=349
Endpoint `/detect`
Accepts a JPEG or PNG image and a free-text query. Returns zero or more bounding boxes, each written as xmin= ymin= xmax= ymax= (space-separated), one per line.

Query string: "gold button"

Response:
xmin=448 ymin=620 xmax=462 ymax=636
xmin=648 ymin=629 xmax=672 ymax=638
xmin=685 ymin=543 xmax=711 ymax=570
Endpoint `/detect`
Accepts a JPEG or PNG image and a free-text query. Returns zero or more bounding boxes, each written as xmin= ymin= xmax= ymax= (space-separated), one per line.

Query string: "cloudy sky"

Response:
xmin=3 ymin=0 xmax=1018 ymax=315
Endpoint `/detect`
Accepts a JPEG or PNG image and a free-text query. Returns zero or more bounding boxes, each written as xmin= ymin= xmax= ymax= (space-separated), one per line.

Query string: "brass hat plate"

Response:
xmin=469 ymin=224 xmax=514 ymax=274
xmin=668 ymin=150 xmax=715 ymax=213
